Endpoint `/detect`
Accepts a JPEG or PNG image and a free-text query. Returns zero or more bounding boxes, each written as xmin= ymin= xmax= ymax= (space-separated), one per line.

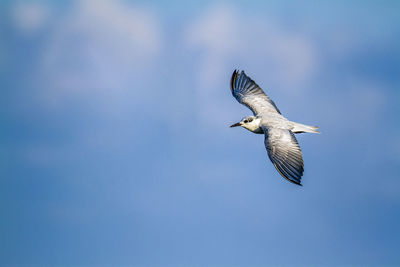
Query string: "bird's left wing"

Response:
xmin=230 ymin=70 xmax=281 ymax=115
xmin=263 ymin=127 xmax=304 ymax=186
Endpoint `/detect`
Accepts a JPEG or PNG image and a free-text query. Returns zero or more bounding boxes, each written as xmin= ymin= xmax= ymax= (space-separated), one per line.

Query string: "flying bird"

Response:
xmin=230 ymin=70 xmax=319 ymax=186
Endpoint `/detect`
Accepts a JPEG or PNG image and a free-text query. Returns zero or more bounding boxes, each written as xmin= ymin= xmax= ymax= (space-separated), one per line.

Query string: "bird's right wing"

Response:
xmin=230 ymin=70 xmax=281 ymax=115
xmin=263 ymin=127 xmax=304 ymax=186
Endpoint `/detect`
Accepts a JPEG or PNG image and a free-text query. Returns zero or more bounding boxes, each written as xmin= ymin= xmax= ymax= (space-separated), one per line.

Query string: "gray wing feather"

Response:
xmin=263 ymin=127 xmax=304 ymax=185
xmin=230 ymin=70 xmax=281 ymax=115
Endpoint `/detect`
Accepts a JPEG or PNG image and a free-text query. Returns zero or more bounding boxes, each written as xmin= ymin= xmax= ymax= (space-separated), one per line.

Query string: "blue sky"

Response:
xmin=1 ymin=1 xmax=400 ymax=266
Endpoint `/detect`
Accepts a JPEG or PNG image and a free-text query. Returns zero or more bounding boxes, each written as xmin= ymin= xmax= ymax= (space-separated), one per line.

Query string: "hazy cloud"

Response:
xmin=21 ymin=0 xmax=163 ymax=110
xmin=12 ymin=2 xmax=50 ymax=34
xmin=185 ymin=4 xmax=317 ymax=90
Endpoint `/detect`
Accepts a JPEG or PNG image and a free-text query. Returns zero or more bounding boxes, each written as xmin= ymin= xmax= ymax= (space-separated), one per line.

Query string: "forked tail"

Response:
xmin=292 ymin=122 xmax=320 ymax=134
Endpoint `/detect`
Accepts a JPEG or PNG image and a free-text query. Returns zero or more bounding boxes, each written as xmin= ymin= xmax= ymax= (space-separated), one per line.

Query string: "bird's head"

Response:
xmin=230 ymin=116 xmax=262 ymax=133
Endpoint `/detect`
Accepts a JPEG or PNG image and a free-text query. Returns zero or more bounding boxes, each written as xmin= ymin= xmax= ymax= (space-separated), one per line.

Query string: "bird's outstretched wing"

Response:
xmin=263 ymin=127 xmax=304 ymax=185
xmin=230 ymin=70 xmax=281 ymax=115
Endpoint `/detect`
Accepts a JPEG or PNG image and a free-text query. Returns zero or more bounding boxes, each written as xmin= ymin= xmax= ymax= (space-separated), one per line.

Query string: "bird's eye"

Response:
xmin=248 ymin=118 xmax=253 ymax=122
xmin=244 ymin=120 xmax=248 ymax=123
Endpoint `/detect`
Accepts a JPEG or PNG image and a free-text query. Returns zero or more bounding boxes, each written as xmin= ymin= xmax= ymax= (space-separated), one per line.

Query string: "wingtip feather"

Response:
xmin=273 ymin=163 xmax=302 ymax=186
xmin=230 ymin=69 xmax=239 ymax=92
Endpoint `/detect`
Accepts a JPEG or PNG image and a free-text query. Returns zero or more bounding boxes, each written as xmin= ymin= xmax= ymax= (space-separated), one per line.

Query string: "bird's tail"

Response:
xmin=292 ymin=122 xmax=320 ymax=134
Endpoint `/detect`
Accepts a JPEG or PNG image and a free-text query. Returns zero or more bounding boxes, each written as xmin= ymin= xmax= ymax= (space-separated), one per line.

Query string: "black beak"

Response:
xmin=230 ymin=122 xmax=241 ymax=128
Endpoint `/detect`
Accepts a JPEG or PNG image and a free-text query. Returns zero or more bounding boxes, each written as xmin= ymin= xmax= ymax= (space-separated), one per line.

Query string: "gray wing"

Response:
xmin=230 ymin=70 xmax=281 ymax=115
xmin=263 ymin=127 xmax=304 ymax=186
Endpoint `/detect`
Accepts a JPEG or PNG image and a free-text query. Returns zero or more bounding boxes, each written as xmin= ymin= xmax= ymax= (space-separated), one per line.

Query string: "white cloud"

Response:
xmin=23 ymin=0 xmax=162 ymax=111
xmin=185 ymin=5 xmax=238 ymax=88
xmin=185 ymin=4 xmax=317 ymax=90
xmin=12 ymin=2 xmax=49 ymax=34
xmin=75 ymin=0 xmax=161 ymax=58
